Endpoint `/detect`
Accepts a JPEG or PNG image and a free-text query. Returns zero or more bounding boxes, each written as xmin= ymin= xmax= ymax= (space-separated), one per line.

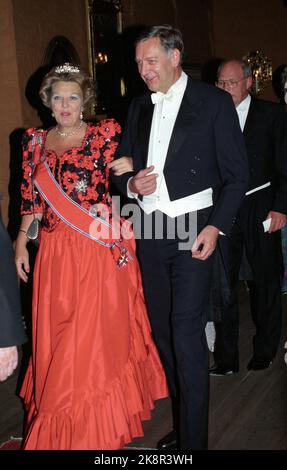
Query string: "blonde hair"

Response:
xmin=39 ymin=63 xmax=95 ymax=108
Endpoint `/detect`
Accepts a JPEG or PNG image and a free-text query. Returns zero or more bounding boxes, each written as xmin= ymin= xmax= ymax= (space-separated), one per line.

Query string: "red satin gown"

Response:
xmin=20 ymin=121 xmax=168 ymax=449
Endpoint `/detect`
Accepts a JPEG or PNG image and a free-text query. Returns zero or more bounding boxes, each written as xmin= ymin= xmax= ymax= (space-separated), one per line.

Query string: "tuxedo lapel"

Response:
xmin=164 ymin=81 xmax=203 ymax=170
xmin=243 ymin=98 xmax=262 ymax=143
xmin=137 ymin=97 xmax=154 ymax=168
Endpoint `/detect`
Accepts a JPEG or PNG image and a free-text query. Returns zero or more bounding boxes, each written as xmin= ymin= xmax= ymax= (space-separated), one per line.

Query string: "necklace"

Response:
xmin=56 ymin=120 xmax=84 ymax=138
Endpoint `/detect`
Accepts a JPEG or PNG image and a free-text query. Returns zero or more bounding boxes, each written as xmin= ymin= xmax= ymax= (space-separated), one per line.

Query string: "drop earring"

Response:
xmin=80 ymin=108 xmax=84 ymax=120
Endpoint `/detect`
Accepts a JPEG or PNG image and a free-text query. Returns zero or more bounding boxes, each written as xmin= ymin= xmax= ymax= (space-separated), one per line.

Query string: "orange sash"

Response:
xmin=34 ymin=161 xmax=132 ymax=268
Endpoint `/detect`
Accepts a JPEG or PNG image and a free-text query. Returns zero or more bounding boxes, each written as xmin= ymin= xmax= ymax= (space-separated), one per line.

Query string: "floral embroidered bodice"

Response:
xmin=21 ymin=119 xmax=121 ymax=231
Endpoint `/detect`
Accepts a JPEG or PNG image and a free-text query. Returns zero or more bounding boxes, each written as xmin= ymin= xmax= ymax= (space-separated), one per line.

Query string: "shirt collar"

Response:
xmin=236 ymin=94 xmax=251 ymax=112
xmin=151 ymin=71 xmax=187 ymax=104
xmin=168 ymin=70 xmax=188 ymax=96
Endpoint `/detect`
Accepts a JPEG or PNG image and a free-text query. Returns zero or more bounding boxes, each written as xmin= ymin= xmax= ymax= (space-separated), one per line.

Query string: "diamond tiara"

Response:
xmin=54 ymin=63 xmax=80 ymax=74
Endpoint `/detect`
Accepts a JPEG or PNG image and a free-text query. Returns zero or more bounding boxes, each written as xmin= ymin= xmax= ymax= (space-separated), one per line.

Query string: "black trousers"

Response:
xmin=136 ymin=207 xmax=214 ymax=450
xmin=0 ymin=215 xmax=27 ymax=347
xmin=214 ymin=189 xmax=282 ymax=368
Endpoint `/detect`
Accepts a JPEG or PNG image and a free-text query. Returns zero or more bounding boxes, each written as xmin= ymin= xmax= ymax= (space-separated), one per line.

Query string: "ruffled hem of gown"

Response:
xmin=20 ymin=307 xmax=168 ymax=450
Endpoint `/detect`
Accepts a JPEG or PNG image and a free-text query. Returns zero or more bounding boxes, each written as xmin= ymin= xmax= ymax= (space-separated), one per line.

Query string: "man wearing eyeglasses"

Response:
xmin=210 ymin=59 xmax=287 ymax=375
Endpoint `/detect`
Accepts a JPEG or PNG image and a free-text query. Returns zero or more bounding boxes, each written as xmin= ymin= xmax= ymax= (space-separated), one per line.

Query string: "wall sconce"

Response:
xmin=243 ymin=50 xmax=272 ymax=95
xmin=95 ymin=51 xmax=108 ymax=64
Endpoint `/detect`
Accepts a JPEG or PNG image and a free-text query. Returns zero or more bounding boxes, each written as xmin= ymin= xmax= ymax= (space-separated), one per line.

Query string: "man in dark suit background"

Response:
xmin=111 ymin=25 xmax=249 ymax=449
xmin=210 ymin=59 xmax=287 ymax=376
xmin=0 ymin=205 xmax=27 ymax=381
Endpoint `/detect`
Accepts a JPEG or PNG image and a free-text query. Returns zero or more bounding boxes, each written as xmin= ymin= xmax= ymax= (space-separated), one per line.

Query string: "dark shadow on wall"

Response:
xmin=109 ymin=25 xmax=148 ymax=126
xmin=7 ymin=128 xmax=26 ymax=241
xmin=107 ymin=25 xmax=148 ymax=199
xmin=25 ymin=65 xmax=56 ymax=129
xmin=121 ymin=25 xmax=147 ymax=96
xmin=201 ymin=57 xmax=224 ymax=85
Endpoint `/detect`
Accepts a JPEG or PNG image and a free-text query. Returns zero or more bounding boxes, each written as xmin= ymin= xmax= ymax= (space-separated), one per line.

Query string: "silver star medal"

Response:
xmin=75 ymin=178 xmax=88 ymax=193
xmin=117 ymin=247 xmax=131 ymax=268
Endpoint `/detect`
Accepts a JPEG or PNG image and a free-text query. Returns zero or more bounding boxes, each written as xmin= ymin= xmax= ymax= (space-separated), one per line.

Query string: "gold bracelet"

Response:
xmin=19 ymin=229 xmax=27 ymax=234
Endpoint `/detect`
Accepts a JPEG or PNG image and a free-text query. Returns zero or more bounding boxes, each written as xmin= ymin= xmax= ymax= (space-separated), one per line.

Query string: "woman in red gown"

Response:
xmin=15 ymin=63 xmax=168 ymax=450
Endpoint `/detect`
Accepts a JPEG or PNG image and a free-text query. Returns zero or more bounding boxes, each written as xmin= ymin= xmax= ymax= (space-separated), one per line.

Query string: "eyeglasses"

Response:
xmin=216 ymin=77 xmax=246 ymax=88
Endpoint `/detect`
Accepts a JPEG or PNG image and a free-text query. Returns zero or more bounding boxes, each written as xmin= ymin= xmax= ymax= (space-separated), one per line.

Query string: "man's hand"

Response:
xmin=0 ymin=346 xmax=18 ymax=382
xmin=267 ymin=211 xmax=287 ymax=233
xmin=128 ymin=166 xmax=158 ymax=196
xmin=191 ymin=225 xmax=220 ymax=260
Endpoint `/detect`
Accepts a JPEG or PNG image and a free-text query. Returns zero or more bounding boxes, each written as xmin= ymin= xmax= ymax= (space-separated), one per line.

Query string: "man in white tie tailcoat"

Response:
xmin=111 ymin=25 xmax=249 ymax=450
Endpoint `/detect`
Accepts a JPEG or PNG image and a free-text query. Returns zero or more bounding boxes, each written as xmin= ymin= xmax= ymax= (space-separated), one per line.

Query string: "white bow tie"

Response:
xmin=151 ymin=90 xmax=173 ymax=104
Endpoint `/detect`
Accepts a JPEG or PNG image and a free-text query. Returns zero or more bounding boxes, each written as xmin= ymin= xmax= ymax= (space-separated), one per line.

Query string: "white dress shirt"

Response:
xmin=128 ymin=71 xmax=213 ymax=217
xmin=236 ymin=94 xmax=251 ymax=132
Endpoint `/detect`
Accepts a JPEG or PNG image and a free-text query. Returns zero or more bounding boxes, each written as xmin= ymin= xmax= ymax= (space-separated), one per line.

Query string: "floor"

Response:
xmin=1 ymin=283 xmax=286 ymax=450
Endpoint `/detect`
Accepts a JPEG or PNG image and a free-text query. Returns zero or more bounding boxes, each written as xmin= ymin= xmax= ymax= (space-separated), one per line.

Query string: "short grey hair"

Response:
xmin=135 ymin=24 xmax=184 ymax=63
xmin=217 ymin=59 xmax=252 ymax=79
